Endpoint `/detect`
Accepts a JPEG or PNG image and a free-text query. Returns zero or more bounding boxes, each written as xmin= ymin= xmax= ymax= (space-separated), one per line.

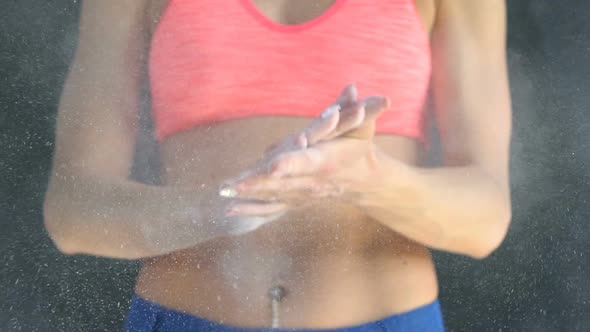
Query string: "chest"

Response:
xmin=250 ymin=0 xmax=337 ymax=25
xmin=150 ymin=0 xmax=430 ymax=107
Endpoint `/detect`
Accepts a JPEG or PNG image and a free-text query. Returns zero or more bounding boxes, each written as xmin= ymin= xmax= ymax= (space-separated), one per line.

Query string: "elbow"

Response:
xmin=43 ymin=195 xmax=81 ymax=256
xmin=43 ymin=219 xmax=80 ymax=256
xmin=469 ymin=237 xmax=504 ymax=259
xmin=43 ymin=191 xmax=151 ymax=260
xmin=469 ymin=205 xmax=512 ymax=259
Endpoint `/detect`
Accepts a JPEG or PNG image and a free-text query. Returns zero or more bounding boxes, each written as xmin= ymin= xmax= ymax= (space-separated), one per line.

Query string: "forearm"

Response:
xmin=43 ymin=174 xmax=221 ymax=259
xmin=359 ymin=151 xmax=511 ymax=258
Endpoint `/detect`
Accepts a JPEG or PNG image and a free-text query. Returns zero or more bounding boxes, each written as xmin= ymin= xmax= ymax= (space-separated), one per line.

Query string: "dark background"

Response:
xmin=1 ymin=1 xmax=588 ymax=331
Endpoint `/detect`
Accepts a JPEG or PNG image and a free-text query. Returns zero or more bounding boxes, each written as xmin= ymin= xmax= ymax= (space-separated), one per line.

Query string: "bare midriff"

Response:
xmin=135 ymin=117 xmax=439 ymax=329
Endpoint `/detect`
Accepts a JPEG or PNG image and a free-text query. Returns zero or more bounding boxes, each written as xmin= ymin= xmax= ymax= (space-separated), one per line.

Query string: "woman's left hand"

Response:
xmin=221 ymin=92 xmax=391 ymax=217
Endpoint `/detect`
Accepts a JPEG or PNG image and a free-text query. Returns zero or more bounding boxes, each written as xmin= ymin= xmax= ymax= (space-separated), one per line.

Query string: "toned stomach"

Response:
xmin=135 ymin=116 xmax=438 ymax=329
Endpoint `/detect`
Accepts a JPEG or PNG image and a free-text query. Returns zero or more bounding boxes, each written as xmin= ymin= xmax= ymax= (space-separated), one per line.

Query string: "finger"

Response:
xmin=323 ymin=102 xmax=367 ymax=141
xmin=226 ymin=201 xmax=288 ymax=217
xmin=225 ymin=138 xmax=363 ymax=193
xmin=335 ymin=83 xmax=358 ymax=107
xmin=263 ymin=131 xmax=308 ymax=159
xmin=265 ymin=95 xmax=348 ymax=158
xmin=330 ymin=96 xmax=391 ymax=140
xmin=362 ymin=96 xmax=391 ymax=121
xmin=267 ymin=138 xmax=367 ymax=179
xmin=239 ymin=176 xmax=344 ymax=200
xmin=303 ymin=104 xmax=341 ymax=146
xmin=238 ymin=175 xmax=318 ymax=195
xmin=222 ymin=152 xmax=324 ymax=199
xmin=225 ymin=212 xmax=285 ymax=235
xmin=301 ymin=84 xmax=358 ymax=146
xmin=221 ymin=140 xmax=319 ymax=192
xmin=223 ymin=133 xmax=310 ymax=191
xmin=220 ymin=166 xmax=262 ymax=197
xmin=270 ymin=148 xmax=326 ymax=178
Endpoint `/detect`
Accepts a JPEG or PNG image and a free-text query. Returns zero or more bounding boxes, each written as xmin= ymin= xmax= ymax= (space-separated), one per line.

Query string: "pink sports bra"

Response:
xmin=150 ymin=0 xmax=431 ymax=141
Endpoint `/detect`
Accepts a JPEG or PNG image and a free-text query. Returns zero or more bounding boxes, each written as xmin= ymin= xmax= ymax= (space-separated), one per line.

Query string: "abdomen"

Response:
xmin=134 ymin=118 xmax=438 ymax=327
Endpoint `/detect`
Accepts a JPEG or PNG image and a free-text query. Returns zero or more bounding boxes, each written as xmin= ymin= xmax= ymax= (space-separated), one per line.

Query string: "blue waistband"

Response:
xmin=125 ymin=295 xmax=444 ymax=332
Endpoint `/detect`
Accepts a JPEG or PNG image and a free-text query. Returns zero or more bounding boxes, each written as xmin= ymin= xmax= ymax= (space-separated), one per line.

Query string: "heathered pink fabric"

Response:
xmin=150 ymin=0 xmax=431 ymax=141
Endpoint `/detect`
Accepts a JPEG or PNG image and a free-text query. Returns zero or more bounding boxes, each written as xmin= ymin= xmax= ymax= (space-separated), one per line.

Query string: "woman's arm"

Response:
xmin=43 ymin=1 xmax=224 ymax=260
xmin=224 ymin=0 xmax=511 ymax=259
xmin=367 ymin=0 xmax=512 ymax=258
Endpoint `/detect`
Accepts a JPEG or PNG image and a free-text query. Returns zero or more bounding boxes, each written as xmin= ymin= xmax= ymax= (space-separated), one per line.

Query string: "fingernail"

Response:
xmin=349 ymin=83 xmax=358 ymax=97
xmin=321 ymin=104 xmax=340 ymax=119
xmin=219 ymin=186 xmax=238 ymax=198
xmin=363 ymin=96 xmax=389 ymax=109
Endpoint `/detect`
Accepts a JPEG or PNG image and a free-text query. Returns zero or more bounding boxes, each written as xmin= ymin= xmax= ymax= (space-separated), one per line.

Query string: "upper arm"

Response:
xmin=430 ymin=0 xmax=511 ymax=191
xmin=51 ymin=1 xmax=150 ymax=179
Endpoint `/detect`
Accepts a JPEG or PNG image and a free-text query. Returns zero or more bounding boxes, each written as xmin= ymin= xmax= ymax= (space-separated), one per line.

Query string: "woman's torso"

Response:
xmin=136 ymin=0 xmax=438 ymax=328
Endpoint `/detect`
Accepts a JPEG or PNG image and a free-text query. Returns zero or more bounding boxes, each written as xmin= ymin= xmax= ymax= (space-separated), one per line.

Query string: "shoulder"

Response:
xmin=146 ymin=0 xmax=172 ymax=36
xmin=432 ymin=0 xmax=506 ymax=52
xmin=81 ymin=0 xmax=172 ymax=44
xmin=436 ymin=0 xmax=505 ymax=13
xmin=77 ymin=1 xmax=151 ymax=43
xmin=79 ymin=1 xmax=150 ymax=22
xmin=434 ymin=0 xmax=506 ymax=27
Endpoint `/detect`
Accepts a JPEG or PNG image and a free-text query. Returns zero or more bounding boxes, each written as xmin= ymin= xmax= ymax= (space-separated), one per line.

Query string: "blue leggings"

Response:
xmin=125 ymin=295 xmax=444 ymax=332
